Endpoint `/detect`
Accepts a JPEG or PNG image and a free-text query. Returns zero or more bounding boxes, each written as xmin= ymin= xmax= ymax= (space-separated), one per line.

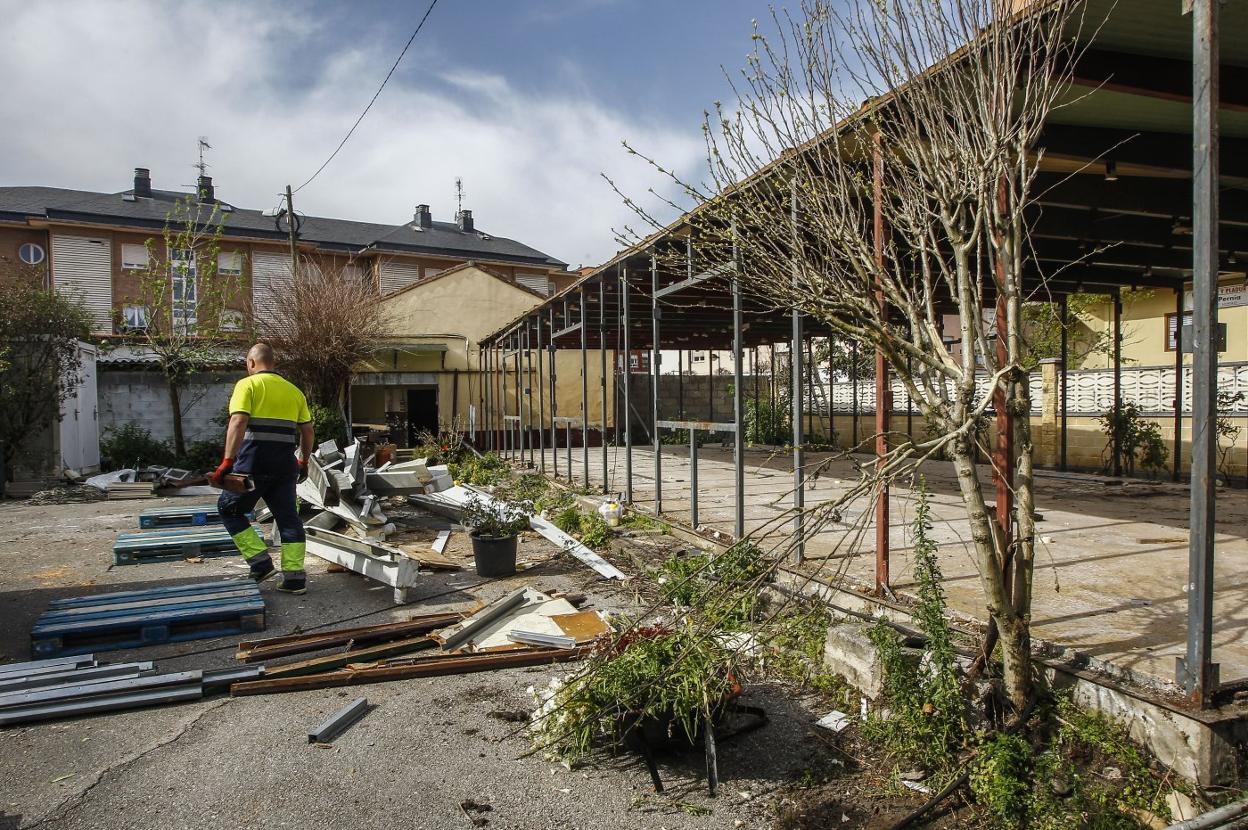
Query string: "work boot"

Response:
xmin=275 ymin=571 xmax=307 ymax=595
xmin=248 ymin=553 xmax=276 ymax=583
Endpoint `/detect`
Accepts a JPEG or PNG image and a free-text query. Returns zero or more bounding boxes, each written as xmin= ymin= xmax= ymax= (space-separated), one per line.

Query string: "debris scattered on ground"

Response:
xmin=815 ymin=711 xmax=851 ymax=733
xmin=307 ymin=697 xmax=370 ymax=744
xmin=27 ymin=485 xmax=107 ymax=506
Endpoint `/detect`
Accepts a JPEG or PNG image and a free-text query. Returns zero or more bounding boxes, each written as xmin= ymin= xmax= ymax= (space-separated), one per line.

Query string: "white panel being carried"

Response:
xmin=379 ymin=259 xmax=421 ymax=294
xmin=51 ymin=235 xmax=112 ymax=332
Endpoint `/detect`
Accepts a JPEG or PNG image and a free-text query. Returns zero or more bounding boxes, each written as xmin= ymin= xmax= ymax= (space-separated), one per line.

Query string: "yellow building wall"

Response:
xmin=1075 ymin=281 xmax=1247 ymax=370
xmin=494 ymin=349 xmax=616 ymax=430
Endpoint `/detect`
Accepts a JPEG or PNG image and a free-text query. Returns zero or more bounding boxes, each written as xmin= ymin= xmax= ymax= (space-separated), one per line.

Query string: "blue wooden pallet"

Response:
xmin=138 ymin=504 xmax=236 ymax=529
xmin=113 ymin=525 xmax=257 ymax=566
xmin=31 ymin=580 xmax=266 ymax=658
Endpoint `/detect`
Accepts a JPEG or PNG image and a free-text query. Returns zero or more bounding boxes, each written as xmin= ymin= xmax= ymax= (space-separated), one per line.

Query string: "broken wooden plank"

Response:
xmin=260 ymin=634 xmax=438 ymax=679
xmin=229 ymin=647 xmax=588 ymax=696
xmin=235 ymin=613 xmax=463 ymax=663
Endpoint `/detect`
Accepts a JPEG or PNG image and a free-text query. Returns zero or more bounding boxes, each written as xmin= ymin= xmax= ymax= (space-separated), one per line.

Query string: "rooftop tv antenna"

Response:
xmin=455 ymin=177 xmax=464 ymax=214
xmin=194 ymin=137 xmax=212 ymax=176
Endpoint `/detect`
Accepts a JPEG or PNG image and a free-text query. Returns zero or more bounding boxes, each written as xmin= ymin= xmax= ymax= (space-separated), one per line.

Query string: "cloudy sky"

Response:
xmin=0 ymin=0 xmax=779 ymax=268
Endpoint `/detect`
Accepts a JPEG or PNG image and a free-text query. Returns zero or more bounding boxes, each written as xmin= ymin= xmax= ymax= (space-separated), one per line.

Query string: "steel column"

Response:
xmin=1173 ymin=285 xmax=1184 ymax=481
xmin=732 ymin=228 xmax=745 ymax=540
xmin=1112 ymin=289 xmax=1123 ymax=477
xmin=522 ymin=323 xmax=531 ymax=466
xmin=1060 ymin=295 xmax=1069 ymax=471
xmin=872 ymin=140 xmax=889 ymax=588
xmin=549 ymin=307 xmax=558 ymax=479
xmin=537 ymin=316 xmax=546 ymax=473
xmin=792 ymin=181 xmax=806 ymax=563
xmin=621 ymin=266 xmax=633 ymax=503
xmin=651 ymin=253 xmax=663 ymax=514
xmin=483 ymin=343 xmax=492 ymax=451
xmin=580 ymin=288 xmax=590 ymax=488
xmin=1178 ymin=0 xmax=1220 ymax=705
xmin=690 ymin=428 xmax=699 ymax=528
xmin=599 ymin=278 xmax=608 ymax=493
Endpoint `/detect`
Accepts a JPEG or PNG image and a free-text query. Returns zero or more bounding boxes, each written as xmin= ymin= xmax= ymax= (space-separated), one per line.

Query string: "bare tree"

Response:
xmin=617 ymin=0 xmax=1085 ymax=709
xmin=260 ymin=256 xmax=390 ymax=427
xmin=123 ymin=196 xmax=244 ymax=457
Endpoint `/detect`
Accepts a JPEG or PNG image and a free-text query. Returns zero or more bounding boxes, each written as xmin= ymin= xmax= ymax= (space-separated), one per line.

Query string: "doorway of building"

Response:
xmin=406 ymin=388 xmax=439 ymax=444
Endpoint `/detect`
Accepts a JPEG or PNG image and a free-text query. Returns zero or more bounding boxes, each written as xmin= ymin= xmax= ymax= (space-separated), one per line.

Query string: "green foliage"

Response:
xmin=578 ymin=511 xmax=612 ymax=549
xmin=182 ymin=440 xmax=222 ymax=471
xmin=969 ymin=733 xmax=1032 ymax=829
xmin=1216 ymin=390 xmax=1245 ymax=483
xmin=1099 ymin=403 xmax=1168 ymax=478
xmin=0 ymin=269 xmax=92 ymax=487
xmin=551 ymin=504 xmax=584 ymax=535
xmin=410 ymin=426 xmax=467 ymax=467
xmin=529 ymin=625 xmax=736 ymax=762
xmin=863 ymin=479 xmax=966 ymax=775
xmin=745 ymin=396 xmax=790 ymax=446
xmin=450 ymin=452 xmax=512 ymax=486
xmin=759 ymin=601 xmax=851 ymax=699
xmin=508 ymin=472 xmax=551 ymax=502
xmin=653 ymin=542 xmax=768 ymax=628
xmin=100 ymin=423 xmax=176 ymax=469
xmin=308 ymin=402 xmax=346 ymax=448
xmin=462 ymin=495 xmax=530 ymax=538
xmin=533 ymin=488 xmax=575 ymax=516
xmin=1028 ymin=696 xmax=1170 ymax=830
xmin=1021 ymin=295 xmax=1114 ymax=370
xmin=549 ymin=503 xmax=612 ymax=549
xmin=619 ymin=511 xmax=666 ymax=532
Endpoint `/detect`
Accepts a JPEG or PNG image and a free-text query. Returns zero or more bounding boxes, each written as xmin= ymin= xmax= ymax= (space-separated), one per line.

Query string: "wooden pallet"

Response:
xmin=113 ymin=525 xmax=255 ymax=565
xmin=138 ymin=504 xmax=232 ymax=529
xmin=31 ymin=580 xmax=266 ymax=658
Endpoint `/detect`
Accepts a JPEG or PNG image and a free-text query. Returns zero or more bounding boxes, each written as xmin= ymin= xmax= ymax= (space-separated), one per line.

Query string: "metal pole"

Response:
xmin=792 ymin=180 xmax=806 ymax=563
xmin=678 ymin=350 xmax=685 ymax=418
xmin=621 ymin=266 xmax=633 ymax=503
xmin=732 ymin=225 xmax=745 ymax=540
xmin=549 ymin=307 xmax=558 ymax=479
xmin=769 ymin=345 xmax=778 ymax=443
xmin=1112 ymin=289 xmax=1123 ymax=477
xmin=537 ymin=315 xmax=546 ymax=474
xmin=1178 ymin=0 xmax=1219 ymax=706
xmin=851 ymin=342 xmax=859 ymax=448
xmin=1060 ymin=294 xmax=1069 ymax=471
xmin=827 ymin=334 xmax=835 ymax=446
xmin=1173 ymin=285 xmax=1184 ymax=482
xmin=514 ymin=332 xmax=522 ymax=461
xmin=523 ymin=322 xmax=532 ymax=467
xmin=580 ymin=288 xmax=590 ymax=489
xmin=690 ymin=427 xmax=699 ymax=528
xmin=872 ymin=140 xmax=889 ymax=588
xmin=651 ymin=253 xmax=663 ymax=514
xmin=600 ymin=278 xmax=609 ymax=493
xmin=483 ymin=341 xmax=491 ymax=451
xmin=708 ymin=349 xmax=715 ymax=423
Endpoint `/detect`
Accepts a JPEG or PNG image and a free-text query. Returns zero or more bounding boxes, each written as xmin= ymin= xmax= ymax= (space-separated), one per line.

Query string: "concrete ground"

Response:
xmin=530 ymin=444 xmax=1248 ymax=692
xmin=0 ymin=495 xmax=827 ymax=830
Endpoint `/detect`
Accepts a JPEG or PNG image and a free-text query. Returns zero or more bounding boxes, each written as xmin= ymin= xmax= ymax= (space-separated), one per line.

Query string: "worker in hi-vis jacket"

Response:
xmin=208 ymin=342 xmax=315 ymax=594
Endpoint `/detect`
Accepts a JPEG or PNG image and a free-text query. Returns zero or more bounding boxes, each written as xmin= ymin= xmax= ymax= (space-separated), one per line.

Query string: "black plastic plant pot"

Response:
xmin=470 ymin=532 xmax=518 ymax=577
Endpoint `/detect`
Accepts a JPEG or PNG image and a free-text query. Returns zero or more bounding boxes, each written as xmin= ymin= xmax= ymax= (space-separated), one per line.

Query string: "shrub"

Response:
xmin=654 ymin=541 xmax=768 ymax=628
xmin=970 ymin=733 xmax=1032 ymax=829
xmin=100 ymin=423 xmax=176 ymax=470
xmin=180 ymin=440 xmax=222 ymax=472
xmin=309 ymin=402 xmax=346 ymax=448
xmin=1099 ymin=403 xmax=1168 ymax=478
xmin=462 ymin=495 xmax=530 ymax=538
xmin=450 ymin=452 xmax=512 ymax=486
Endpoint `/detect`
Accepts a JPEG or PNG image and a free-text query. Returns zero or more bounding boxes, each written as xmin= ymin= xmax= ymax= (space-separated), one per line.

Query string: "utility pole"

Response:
xmin=284 ymin=185 xmax=299 ymax=277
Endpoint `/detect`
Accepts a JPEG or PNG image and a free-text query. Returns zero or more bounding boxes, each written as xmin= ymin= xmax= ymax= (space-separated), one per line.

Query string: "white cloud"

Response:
xmin=0 ymin=1 xmax=704 ymax=267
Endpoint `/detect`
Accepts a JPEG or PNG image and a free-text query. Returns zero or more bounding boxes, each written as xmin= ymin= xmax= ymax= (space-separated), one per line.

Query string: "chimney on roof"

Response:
xmin=197 ymin=175 xmax=215 ymax=203
xmin=414 ymin=204 xmax=432 ymax=229
xmin=133 ymin=167 xmax=152 ymax=198
xmin=456 ymin=209 xmax=473 ymax=233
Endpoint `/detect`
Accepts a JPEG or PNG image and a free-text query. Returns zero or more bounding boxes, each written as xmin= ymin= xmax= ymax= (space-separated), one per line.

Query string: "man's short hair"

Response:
xmin=248 ymin=343 xmax=276 ymax=367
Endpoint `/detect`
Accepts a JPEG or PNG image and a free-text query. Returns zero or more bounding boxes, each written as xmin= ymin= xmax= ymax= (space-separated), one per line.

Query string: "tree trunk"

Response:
xmin=168 ymin=381 xmax=186 ymax=458
xmin=949 ymin=437 xmax=1030 ymax=710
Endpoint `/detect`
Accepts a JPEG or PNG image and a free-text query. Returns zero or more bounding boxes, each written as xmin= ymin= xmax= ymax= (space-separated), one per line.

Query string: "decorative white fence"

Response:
xmin=809 ymin=362 xmax=1248 ymax=417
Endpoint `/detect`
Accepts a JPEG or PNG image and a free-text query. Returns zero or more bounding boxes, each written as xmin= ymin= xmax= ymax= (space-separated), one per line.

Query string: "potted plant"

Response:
xmin=462 ymin=495 xmax=530 ymax=577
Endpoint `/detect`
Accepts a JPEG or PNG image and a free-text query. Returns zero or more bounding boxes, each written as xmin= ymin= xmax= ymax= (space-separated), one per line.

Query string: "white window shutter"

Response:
xmin=51 ymin=235 xmax=113 ymax=332
xmin=379 ymin=260 xmax=420 ymax=294
xmin=252 ymin=251 xmax=291 ymax=330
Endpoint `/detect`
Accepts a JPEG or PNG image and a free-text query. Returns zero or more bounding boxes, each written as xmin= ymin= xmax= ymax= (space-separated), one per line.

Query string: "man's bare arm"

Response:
xmin=223 ymin=413 xmax=250 ymax=460
xmin=298 ymin=422 xmax=314 ymax=462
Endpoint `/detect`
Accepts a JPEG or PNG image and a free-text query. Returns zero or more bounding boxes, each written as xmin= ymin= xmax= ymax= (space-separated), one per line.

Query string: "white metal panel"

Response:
xmin=516 ymin=274 xmax=552 ymax=296
xmin=379 ymin=260 xmax=420 ymax=294
xmin=251 ymin=251 xmax=290 ymax=329
xmin=51 ymin=235 xmax=112 ymax=332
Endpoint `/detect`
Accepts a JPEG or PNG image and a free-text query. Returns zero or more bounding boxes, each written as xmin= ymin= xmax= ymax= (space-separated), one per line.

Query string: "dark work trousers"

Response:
xmin=218 ymin=470 xmax=306 ymax=574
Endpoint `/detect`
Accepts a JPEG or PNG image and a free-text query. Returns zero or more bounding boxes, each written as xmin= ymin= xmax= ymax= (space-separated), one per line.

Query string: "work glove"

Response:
xmin=208 ymin=457 xmax=234 ymax=488
xmin=297 ymin=459 xmax=309 ymax=484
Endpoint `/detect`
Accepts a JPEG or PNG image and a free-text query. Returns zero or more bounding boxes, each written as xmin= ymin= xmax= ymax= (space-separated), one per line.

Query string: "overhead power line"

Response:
xmin=293 ymin=0 xmax=441 ymax=194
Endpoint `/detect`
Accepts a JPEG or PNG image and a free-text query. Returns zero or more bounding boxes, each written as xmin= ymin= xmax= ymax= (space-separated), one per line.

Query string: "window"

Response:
xmin=217 ymin=251 xmax=243 ymax=276
xmin=121 ymin=243 xmax=150 ymax=270
xmin=18 ymin=242 xmax=45 ymax=265
xmin=170 ymin=249 xmax=197 ymax=333
xmin=1165 ymin=311 xmax=1193 ymax=351
xmin=121 ymin=304 xmax=149 ymax=332
xmin=219 ymin=309 xmax=244 ymax=331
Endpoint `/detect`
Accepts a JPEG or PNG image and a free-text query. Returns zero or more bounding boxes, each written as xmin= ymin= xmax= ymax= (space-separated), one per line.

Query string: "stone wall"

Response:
xmin=98 ymin=369 xmax=233 ymax=445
